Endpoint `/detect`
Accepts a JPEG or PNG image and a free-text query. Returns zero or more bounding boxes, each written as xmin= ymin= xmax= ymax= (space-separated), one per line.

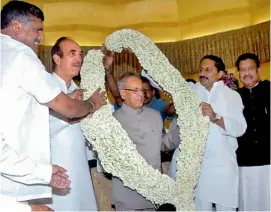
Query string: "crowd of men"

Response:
xmin=0 ymin=1 xmax=270 ymax=211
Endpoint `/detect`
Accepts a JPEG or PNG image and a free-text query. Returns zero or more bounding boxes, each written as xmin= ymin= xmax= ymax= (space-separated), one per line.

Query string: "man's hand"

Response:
xmin=200 ymin=102 xmax=225 ymax=129
xmin=68 ymin=89 xmax=86 ymax=100
xmin=164 ymin=103 xmax=176 ymax=116
xmin=163 ymin=91 xmax=172 ymax=99
xmin=200 ymin=102 xmax=216 ymax=121
xmin=87 ymin=88 xmax=107 ymax=112
xmin=103 ymin=51 xmax=114 ymax=70
xmin=67 ymin=112 xmax=93 ymax=124
xmin=49 ymin=165 xmax=71 ymax=189
xmin=101 ymin=44 xmax=114 ymax=70
xmin=30 ymin=204 xmax=53 ymax=211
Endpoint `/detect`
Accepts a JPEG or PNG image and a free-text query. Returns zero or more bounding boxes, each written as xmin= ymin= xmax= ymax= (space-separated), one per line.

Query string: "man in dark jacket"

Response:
xmin=236 ymin=53 xmax=270 ymax=211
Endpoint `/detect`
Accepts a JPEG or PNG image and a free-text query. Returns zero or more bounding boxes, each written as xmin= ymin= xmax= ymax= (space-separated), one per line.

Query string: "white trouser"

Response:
xmin=238 ymin=165 xmax=270 ymax=211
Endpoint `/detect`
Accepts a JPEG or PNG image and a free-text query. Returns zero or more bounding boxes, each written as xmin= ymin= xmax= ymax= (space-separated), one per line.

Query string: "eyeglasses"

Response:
xmin=123 ymin=88 xmax=144 ymax=94
xmin=143 ymin=88 xmax=152 ymax=93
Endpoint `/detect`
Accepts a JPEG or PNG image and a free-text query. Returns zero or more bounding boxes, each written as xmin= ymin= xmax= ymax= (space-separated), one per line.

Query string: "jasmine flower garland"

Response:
xmin=80 ymin=29 xmax=209 ymax=211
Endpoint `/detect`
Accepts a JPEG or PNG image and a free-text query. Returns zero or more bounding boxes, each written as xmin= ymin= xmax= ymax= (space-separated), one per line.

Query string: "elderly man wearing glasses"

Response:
xmin=111 ymin=72 xmax=176 ymax=211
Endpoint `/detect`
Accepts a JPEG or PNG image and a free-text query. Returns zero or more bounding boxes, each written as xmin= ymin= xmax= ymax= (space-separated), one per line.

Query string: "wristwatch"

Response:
xmin=212 ymin=113 xmax=222 ymax=122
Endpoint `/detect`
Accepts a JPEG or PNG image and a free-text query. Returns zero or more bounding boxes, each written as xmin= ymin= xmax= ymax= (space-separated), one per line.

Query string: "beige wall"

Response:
xmin=44 ymin=1 xmax=270 ymax=46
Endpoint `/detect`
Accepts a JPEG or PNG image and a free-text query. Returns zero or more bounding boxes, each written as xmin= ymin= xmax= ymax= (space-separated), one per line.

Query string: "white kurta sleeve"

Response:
xmin=0 ymin=133 xmax=52 ymax=185
xmin=219 ymin=93 xmax=247 ymax=137
xmin=0 ymin=195 xmax=31 ymax=212
xmin=18 ymin=51 xmax=61 ymax=104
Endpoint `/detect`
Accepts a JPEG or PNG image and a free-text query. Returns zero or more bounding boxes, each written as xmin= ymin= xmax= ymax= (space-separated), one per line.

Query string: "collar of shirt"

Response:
xmin=0 ymin=33 xmax=34 ymax=54
xmin=252 ymin=81 xmax=260 ymax=88
xmin=202 ymin=81 xmax=224 ymax=94
xmin=244 ymin=80 xmax=261 ymax=92
xmin=195 ymin=81 xmax=225 ymax=103
xmin=0 ymin=33 xmax=10 ymax=39
xmin=148 ymin=96 xmax=157 ymax=107
xmin=121 ymin=103 xmax=143 ymax=115
xmin=52 ymin=72 xmax=78 ymax=94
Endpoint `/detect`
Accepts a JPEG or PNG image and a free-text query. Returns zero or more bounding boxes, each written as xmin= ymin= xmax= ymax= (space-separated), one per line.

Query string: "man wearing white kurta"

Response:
xmin=0 ymin=30 xmax=64 ymax=202
xmin=0 ymin=133 xmax=30 ymax=212
xmin=0 ymin=132 xmax=52 ymax=212
xmin=193 ymin=55 xmax=247 ymax=211
xmin=0 ymin=1 xmax=105 ymax=209
xmin=48 ymin=72 xmax=97 ymax=211
xmin=46 ymin=37 xmax=104 ymax=211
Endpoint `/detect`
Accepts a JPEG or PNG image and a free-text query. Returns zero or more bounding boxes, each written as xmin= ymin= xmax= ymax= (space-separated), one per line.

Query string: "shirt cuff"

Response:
xmin=218 ymin=116 xmax=230 ymax=135
xmin=33 ymin=164 xmax=52 ymax=185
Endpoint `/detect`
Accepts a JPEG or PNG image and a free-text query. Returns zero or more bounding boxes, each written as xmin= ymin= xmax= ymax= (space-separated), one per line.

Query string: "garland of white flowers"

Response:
xmin=80 ymin=29 xmax=209 ymax=211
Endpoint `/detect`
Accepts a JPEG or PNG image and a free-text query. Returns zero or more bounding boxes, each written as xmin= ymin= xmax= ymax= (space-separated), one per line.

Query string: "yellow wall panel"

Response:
xmin=43 ymin=31 xmax=108 ymax=46
xmin=177 ymin=0 xmax=248 ymax=20
xmin=1 ymin=0 xmax=270 ymax=46
xmin=179 ymin=12 xmax=251 ymax=40
xmin=251 ymin=6 xmax=271 ymax=24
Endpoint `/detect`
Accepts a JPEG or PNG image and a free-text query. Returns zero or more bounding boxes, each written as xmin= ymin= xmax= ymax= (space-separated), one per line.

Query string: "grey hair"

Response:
xmin=117 ymin=72 xmax=141 ymax=90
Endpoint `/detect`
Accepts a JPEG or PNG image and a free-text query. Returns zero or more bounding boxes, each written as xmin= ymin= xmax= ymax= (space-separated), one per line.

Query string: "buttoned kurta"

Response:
xmin=193 ymin=81 xmax=247 ymax=208
xmin=0 ymin=132 xmax=41 ymax=212
xmin=237 ymin=80 xmax=270 ymax=166
xmin=0 ymin=132 xmax=52 ymax=186
xmin=112 ymin=103 xmax=163 ymax=210
xmin=237 ymin=80 xmax=270 ymax=211
xmin=0 ymin=34 xmax=61 ymax=201
xmin=46 ymin=73 xmax=97 ymax=211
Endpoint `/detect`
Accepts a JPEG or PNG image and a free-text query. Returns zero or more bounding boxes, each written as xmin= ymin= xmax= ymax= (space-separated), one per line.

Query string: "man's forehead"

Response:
xmin=31 ymin=16 xmax=42 ymax=22
xmin=126 ymin=77 xmax=142 ymax=86
xmin=142 ymin=81 xmax=151 ymax=87
xmin=27 ymin=16 xmax=43 ymax=27
xmin=239 ymin=59 xmax=256 ymax=66
xmin=61 ymin=40 xmax=81 ymax=51
xmin=200 ymin=58 xmax=215 ymax=67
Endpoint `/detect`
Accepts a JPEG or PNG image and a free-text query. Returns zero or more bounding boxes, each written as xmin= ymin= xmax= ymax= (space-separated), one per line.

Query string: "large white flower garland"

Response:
xmin=80 ymin=29 xmax=209 ymax=211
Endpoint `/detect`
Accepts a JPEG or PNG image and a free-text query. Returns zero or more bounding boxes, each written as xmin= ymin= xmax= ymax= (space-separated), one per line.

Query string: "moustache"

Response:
xmin=199 ymin=76 xmax=208 ymax=80
xmin=72 ymin=62 xmax=82 ymax=67
xmin=243 ymin=75 xmax=253 ymax=80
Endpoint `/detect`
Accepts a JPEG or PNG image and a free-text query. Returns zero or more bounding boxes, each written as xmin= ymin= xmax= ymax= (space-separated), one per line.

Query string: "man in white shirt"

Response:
xmin=0 ymin=1 xmax=106 ymax=210
xmin=193 ymin=55 xmax=247 ymax=211
xmin=46 ymin=37 xmax=99 ymax=211
xmin=0 ymin=132 xmax=57 ymax=212
xmin=1 ymin=195 xmax=31 ymax=212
